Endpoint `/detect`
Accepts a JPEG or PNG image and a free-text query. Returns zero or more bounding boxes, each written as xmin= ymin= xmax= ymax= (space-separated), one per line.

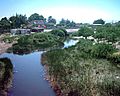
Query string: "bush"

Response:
xmin=50 ymin=28 xmax=67 ymax=37
xmin=2 ymin=35 xmax=18 ymax=43
xmin=10 ymin=33 xmax=64 ymax=54
xmin=91 ymin=43 xmax=116 ymax=58
xmin=109 ymin=52 xmax=120 ymax=63
xmin=72 ymin=27 xmax=94 ymax=39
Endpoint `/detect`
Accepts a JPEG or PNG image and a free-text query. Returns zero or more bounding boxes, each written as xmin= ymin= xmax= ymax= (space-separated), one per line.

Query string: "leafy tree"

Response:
xmin=28 ymin=13 xmax=46 ymax=22
xmin=95 ymin=26 xmax=120 ymax=43
xmin=59 ymin=19 xmax=76 ymax=28
xmin=9 ymin=14 xmax=27 ymax=28
xmin=104 ymin=23 xmax=112 ymax=27
xmin=77 ymin=27 xmax=94 ymax=39
xmin=91 ymin=43 xmax=116 ymax=58
xmin=50 ymin=29 xmax=65 ymax=37
xmin=28 ymin=13 xmax=40 ymax=21
xmin=9 ymin=16 xmax=16 ymax=28
xmin=70 ymin=21 xmax=76 ymax=28
xmin=0 ymin=17 xmax=11 ymax=29
xmin=93 ymin=19 xmax=105 ymax=25
xmin=59 ymin=18 xmax=66 ymax=26
xmin=50 ymin=28 xmax=67 ymax=37
xmin=48 ymin=16 xmax=56 ymax=24
xmin=46 ymin=16 xmax=56 ymax=29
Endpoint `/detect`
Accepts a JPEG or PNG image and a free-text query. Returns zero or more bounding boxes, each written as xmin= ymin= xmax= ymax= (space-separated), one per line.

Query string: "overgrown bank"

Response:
xmin=7 ymin=32 xmax=65 ymax=54
xmin=0 ymin=58 xmax=13 ymax=96
xmin=42 ymin=39 xmax=120 ymax=96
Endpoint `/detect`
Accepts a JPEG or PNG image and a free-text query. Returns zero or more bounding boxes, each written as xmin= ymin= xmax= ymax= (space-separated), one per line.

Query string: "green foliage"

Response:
xmin=47 ymin=16 xmax=56 ymax=24
xmin=91 ymin=43 xmax=116 ymax=58
xmin=9 ymin=14 xmax=27 ymax=28
xmin=50 ymin=28 xmax=67 ymax=37
xmin=0 ymin=17 xmax=11 ymax=29
xmin=0 ymin=58 xmax=13 ymax=95
xmin=93 ymin=26 xmax=120 ymax=43
xmin=43 ymin=43 xmax=120 ymax=96
xmin=76 ymin=39 xmax=93 ymax=53
xmin=59 ymin=19 xmax=76 ymax=28
xmin=10 ymin=33 xmax=64 ymax=54
xmin=73 ymin=27 xmax=94 ymax=39
xmin=93 ymin=19 xmax=105 ymax=24
xmin=109 ymin=52 xmax=120 ymax=64
xmin=28 ymin=13 xmax=46 ymax=22
xmin=2 ymin=35 xmax=19 ymax=43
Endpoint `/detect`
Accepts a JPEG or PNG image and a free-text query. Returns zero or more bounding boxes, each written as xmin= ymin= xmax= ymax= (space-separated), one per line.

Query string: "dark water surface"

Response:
xmin=0 ymin=52 xmax=55 ymax=96
xmin=0 ymin=39 xmax=78 ymax=96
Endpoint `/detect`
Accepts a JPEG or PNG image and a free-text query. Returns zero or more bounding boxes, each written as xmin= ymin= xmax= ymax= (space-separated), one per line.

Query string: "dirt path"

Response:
xmin=0 ymin=42 xmax=12 ymax=54
xmin=0 ymin=34 xmax=14 ymax=54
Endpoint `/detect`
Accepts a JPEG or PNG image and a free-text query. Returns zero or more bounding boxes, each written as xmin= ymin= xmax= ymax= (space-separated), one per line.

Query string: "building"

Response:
xmin=31 ymin=27 xmax=44 ymax=32
xmin=28 ymin=20 xmax=46 ymax=29
xmin=11 ymin=29 xmax=31 ymax=35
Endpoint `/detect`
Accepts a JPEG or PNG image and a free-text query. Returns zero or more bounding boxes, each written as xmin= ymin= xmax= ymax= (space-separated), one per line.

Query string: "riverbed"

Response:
xmin=0 ymin=39 xmax=79 ymax=96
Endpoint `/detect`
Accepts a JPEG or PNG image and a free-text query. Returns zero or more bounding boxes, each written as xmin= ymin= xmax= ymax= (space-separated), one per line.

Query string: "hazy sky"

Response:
xmin=0 ymin=0 xmax=120 ymax=23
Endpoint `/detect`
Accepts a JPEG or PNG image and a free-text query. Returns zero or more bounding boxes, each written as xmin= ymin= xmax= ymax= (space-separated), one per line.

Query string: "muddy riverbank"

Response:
xmin=0 ymin=58 xmax=13 ymax=96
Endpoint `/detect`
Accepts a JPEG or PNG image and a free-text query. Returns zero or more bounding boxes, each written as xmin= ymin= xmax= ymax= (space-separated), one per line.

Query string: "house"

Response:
xmin=31 ymin=27 xmax=44 ymax=32
xmin=91 ymin=24 xmax=102 ymax=30
xmin=28 ymin=20 xmax=46 ymax=29
xmin=11 ymin=29 xmax=31 ymax=35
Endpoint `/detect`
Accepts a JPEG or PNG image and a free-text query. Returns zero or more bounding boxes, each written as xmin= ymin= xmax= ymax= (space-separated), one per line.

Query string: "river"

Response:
xmin=0 ymin=39 xmax=79 ymax=96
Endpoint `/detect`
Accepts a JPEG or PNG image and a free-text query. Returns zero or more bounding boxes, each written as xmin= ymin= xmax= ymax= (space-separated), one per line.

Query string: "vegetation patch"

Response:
xmin=42 ymin=39 xmax=120 ymax=96
xmin=0 ymin=58 xmax=13 ymax=96
xmin=8 ymin=32 xmax=64 ymax=54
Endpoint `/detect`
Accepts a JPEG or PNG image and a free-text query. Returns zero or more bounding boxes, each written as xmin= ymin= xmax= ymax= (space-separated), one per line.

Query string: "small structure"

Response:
xmin=10 ymin=29 xmax=31 ymax=35
xmin=31 ymin=27 xmax=44 ymax=32
xmin=91 ymin=24 xmax=102 ymax=30
xmin=28 ymin=20 xmax=46 ymax=29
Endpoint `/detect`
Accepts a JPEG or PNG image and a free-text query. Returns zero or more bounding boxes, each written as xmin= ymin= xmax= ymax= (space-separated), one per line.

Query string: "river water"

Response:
xmin=0 ymin=39 xmax=79 ymax=96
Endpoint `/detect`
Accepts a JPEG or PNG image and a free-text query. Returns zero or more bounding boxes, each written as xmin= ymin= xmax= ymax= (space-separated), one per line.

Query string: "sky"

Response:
xmin=0 ymin=0 xmax=120 ymax=23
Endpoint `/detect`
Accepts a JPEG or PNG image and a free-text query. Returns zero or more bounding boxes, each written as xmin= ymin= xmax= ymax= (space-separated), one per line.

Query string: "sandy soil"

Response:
xmin=0 ymin=34 xmax=13 ymax=54
xmin=0 ymin=42 xmax=12 ymax=54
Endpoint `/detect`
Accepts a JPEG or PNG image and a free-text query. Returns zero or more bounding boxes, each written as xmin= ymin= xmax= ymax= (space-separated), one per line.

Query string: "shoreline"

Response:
xmin=0 ymin=37 xmax=13 ymax=96
xmin=0 ymin=58 xmax=13 ymax=96
xmin=41 ymin=53 xmax=63 ymax=96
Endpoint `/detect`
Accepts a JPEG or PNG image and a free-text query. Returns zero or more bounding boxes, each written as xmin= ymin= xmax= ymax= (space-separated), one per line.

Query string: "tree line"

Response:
xmin=0 ymin=13 xmax=78 ymax=31
xmin=0 ymin=12 xmax=110 ymax=32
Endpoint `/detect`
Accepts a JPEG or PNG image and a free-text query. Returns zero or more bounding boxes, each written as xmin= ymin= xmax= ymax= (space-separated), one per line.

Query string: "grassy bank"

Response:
xmin=0 ymin=58 xmax=13 ymax=96
xmin=8 ymin=32 xmax=64 ymax=54
xmin=42 ymin=39 xmax=120 ymax=96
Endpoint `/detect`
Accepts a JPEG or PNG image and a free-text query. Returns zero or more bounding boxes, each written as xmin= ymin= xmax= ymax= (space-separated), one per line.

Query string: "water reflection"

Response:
xmin=0 ymin=52 xmax=55 ymax=96
xmin=0 ymin=39 xmax=79 ymax=96
xmin=63 ymin=39 xmax=79 ymax=48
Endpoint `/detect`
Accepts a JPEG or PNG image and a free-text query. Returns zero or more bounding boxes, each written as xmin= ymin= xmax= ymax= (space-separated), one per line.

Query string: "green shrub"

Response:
xmin=2 ymin=35 xmax=18 ymax=43
xmin=109 ymin=52 xmax=120 ymax=64
xmin=91 ymin=43 xmax=116 ymax=58
xmin=50 ymin=28 xmax=67 ymax=37
xmin=10 ymin=33 xmax=64 ymax=54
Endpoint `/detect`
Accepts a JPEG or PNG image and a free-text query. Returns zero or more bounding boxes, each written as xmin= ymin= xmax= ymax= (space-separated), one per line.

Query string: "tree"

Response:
xmin=93 ymin=19 xmax=105 ymax=25
xmin=28 ymin=13 xmax=46 ymax=22
xmin=47 ymin=16 xmax=56 ymax=29
xmin=59 ymin=18 xmax=66 ymax=27
xmin=77 ymin=27 xmax=94 ymax=39
xmin=28 ymin=13 xmax=40 ymax=21
xmin=9 ymin=16 xmax=16 ymax=28
xmin=91 ymin=43 xmax=115 ymax=58
xmin=50 ymin=28 xmax=67 ymax=37
xmin=48 ymin=16 xmax=56 ymax=24
xmin=70 ymin=21 xmax=76 ymax=28
xmin=59 ymin=19 xmax=76 ymax=28
xmin=0 ymin=17 xmax=11 ymax=29
xmin=9 ymin=14 xmax=27 ymax=28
